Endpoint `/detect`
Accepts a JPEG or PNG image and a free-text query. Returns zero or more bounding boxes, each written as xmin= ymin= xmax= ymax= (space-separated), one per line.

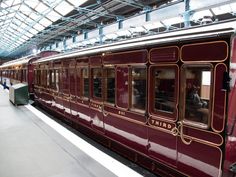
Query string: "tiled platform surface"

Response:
xmin=0 ymin=87 xmax=121 ymax=177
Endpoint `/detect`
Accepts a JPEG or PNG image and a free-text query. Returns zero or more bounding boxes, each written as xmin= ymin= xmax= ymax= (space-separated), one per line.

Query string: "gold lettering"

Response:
xmin=168 ymin=124 xmax=172 ymax=129
xmin=163 ymin=123 xmax=167 ymax=128
xmin=151 ymin=119 xmax=155 ymax=124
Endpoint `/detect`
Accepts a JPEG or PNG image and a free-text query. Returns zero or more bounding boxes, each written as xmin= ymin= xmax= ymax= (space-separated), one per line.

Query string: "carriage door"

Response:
xmin=62 ymin=60 xmax=71 ymax=119
xmin=90 ymin=56 xmax=104 ymax=133
xmin=148 ymin=46 xmax=179 ymax=168
xmin=177 ymin=41 xmax=228 ymax=177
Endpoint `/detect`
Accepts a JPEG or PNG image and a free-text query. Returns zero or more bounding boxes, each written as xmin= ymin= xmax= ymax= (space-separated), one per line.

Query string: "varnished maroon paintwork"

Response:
xmin=224 ymin=36 xmax=236 ymax=176
xmin=213 ymin=64 xmax=227 ymax=132
xmin=177 ymin=140 xmax=222 ymax=177
xmin=181 ymin=41 xmax=228 ymax=62
xmin=104 ymin=105 xmax=146 ymax=123
xmin=3 ymin=36 xmax=236 ymax=177
xmin=183 ymin=126 xmax=222 ymax=145
xmin=150 ymin=46 xmax=179 ymax=63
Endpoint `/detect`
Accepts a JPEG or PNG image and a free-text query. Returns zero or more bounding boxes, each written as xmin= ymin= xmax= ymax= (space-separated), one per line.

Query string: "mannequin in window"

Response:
xmin=190 ymin=85 xmax=207 ymax=108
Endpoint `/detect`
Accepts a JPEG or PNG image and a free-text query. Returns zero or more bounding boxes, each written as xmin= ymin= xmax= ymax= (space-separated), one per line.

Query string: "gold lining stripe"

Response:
xmin=211 ymin=63 xmax=227 ymax=133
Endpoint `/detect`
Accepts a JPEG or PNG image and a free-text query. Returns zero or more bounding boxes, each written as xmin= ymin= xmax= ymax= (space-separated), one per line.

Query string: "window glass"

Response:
xmin=69 ymin=68 xmax=76 ymax=96
xmin=82 ymin=68 xmax=89 ymax=98
xmin=76 ymin=68 xmax=81 ymax=97
xmin=55 ymin=69 xmax=59 ymax=92
xmin=63 ymin=69 xmax=69 ymax=94
xmin=47 ymin=70 xmax=50 ymax=87
xmin=131 ymin=68 xmax=146 ymax=111
xmin=49 ymin=70 xmax=55 ymax=89
xmin=154 ymin=68 xmax=176 ymax=113
xmin=37 ymin=70 xmax=41 ymax=86
xmin=104 ymin=68 xmax=115 ymax=104
xmin=184 ymin=66 xmax=212 ymax=125
xmin=116 ymin=67 xmax=129 ymax=108
xmin=42 ymin=70 xmax=47 ymax=87
xmin=92 ymin=68 xmax=102 ymax=99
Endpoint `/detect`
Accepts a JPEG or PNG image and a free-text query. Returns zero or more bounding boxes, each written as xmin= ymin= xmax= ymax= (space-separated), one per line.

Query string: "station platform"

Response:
xmin=0 ymin=87 xmax=147 ymax=177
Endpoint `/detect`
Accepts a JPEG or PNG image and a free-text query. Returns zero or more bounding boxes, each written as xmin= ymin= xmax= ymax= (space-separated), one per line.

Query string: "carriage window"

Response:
xmin=69 ymin=68 xmax=76 ymax=96
xmin=92 ymin=68 xmax=102 ymax=99
xmin=42 ymin=70 xmax=47 ymax=87
xmin=47 ymin=70 xmax=50 ymax=87
xmin=76 ymin=68 xmax=81 ymax=97
xmin=36 ymin=70 xmax=41 ymax=86
xmin=63 ymin=69 xmax=69 ymax=94
xmin=49 ymin=70 xmax=55 ymax=89
xmin=82 ymin=68 xmax=89 ymax=98
xmin=104 ymin=68 xmax=115 ymax=104
xmin=183 ymin=66 xmax=212 ymax=125
xmin=131 ymin=68 xmax=146 ymax=111
xmin=55 ymin=69 xmax=59 ymax=92
xmin=154 ymin=68 xmax=176 ymax=114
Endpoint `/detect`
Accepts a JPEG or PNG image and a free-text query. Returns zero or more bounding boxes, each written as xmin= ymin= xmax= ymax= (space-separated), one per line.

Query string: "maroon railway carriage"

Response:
xmin=31 ymin=24 xmax=236 ymax=177
xmin=0 ymin=51 xmax=59 ymax=95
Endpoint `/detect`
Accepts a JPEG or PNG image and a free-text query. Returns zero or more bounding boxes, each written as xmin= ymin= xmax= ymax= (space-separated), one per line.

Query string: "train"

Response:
xmin=1 ymin=22 xmax=236 ymax=177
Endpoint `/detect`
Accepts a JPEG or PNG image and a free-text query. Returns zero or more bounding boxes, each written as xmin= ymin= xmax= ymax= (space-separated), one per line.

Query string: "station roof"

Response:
xmin=1 ymin=0 xmax=236 ymax=59
xmin=0 ymin=0 xmax=160 ymax=58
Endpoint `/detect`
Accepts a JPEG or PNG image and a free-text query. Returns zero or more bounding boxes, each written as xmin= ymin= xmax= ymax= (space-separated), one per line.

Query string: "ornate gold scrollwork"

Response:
xmin=171 ymin=121 xmax=192 ymax=145
xmin=98 ymin=104 xmax=108 ymax=117
xmin=178 ymin=121 xmax=192 ymax=145
xmin=171 ymin=127 xmax=179 ymax=136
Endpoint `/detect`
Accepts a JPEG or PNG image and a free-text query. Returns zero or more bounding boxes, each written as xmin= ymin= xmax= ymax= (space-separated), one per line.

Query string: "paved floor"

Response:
xmin=0 ymin=87 xmax=123 ymax=177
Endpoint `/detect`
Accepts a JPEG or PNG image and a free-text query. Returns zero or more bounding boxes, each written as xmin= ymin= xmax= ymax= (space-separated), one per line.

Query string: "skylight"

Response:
xmin=55 ymin=1 xmax=74 ymax=16
xmin=0 ymin=0 xmax=88 ymax=56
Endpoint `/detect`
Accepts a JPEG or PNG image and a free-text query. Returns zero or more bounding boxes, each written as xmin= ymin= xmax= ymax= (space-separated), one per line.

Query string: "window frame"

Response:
xmin=91 ymin=67 xmax=103 ymax=101
xmin=149 ymin=65 xmax=179 ymax=121
xmin=130 ymin=66 xmax=147 ymax=114
xmin=104 ymin=66 xmax=116 ymax=106
xmin=181 ymin=64 xmax=214 ymax=129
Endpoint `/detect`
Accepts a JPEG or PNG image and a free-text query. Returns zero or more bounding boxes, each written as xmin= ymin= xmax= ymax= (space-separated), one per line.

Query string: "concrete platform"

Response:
xmin=0 ymin=87 xmax=144 ymax=177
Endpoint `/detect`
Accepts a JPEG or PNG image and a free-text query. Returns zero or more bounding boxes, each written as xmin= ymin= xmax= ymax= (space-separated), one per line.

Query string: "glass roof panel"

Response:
xmin=12 ymin=0 xmax=22 ymax=6
xmin=21 ymin=35 xmax=30 ymax=40
xmin=19 ymin=4 xmax=32 ymax=16
xmin=20 ymin=22 xmax=28 ymax=29
xmin=0 ymin=2 xmax=8 ymax=8
xmin=7 ymin=12 xmax=15 ymax=18
xmin=5 ymin=0 xmax=14 ymax=6
xmin=33 ymin=23 xmax=45 ymax=31
xmin=39 ymin=18 xmax=52 ymax=27
xmin=12 ymin=4 xmax=20 ymax=10
xmin=25 ymin=32 xmax=34 ymax=38
xmin=24 ymin=0 xmax=38 ymax=9
xmin=10 ymin=23 xmax=18 ymax=29
xmin=47 ymin=10 xmax=62 ymax=22
xmin=68 ymin=0 xmax=88 ymax=7
xmin=35 ymin=2 xmax=48 ymax=14
xmin=29 ymin=12 xmax=41 ymax=20
xmin=55 ymin=1 xmax=74 ymax=16
xmin=12 ymin=19 xmax=22 ymax=26
xmin=28 ymin=28 xmax=39 ymax=35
